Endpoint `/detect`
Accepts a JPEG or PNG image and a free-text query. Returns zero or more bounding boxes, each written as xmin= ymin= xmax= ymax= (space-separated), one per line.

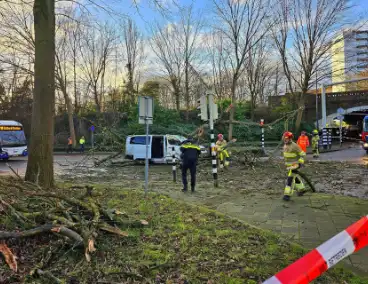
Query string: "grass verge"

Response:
xmin=1 ymin=185 xmax=368 ymax=284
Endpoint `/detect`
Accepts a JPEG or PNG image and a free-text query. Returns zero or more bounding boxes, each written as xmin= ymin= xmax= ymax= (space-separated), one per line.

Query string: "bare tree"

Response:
xmin=271 ymin=0 xmax=351 ymax=131
xmin=179 ymin=5 xmax=203 ymax=119
xmin=151 ymin=23 xmax=183 ymax=111
xmin=206 ymin=31 xmax=232 ymax=104
xmin=79 ymin=23 xmax=116 ymax=112
xmin=55 ymin=14 xmax=77 ymax=147
xmin=213 ymin=0 xmax=270 ymax=139
xmin=121 ymin=18 xmax=144 ymax=106
xmin=0 ymin=1 xmax=34 ymax=78
xmin=64 ymin=9 xmax=83 ymax=114
xmin=244 ymin=39 xmax=275 ymax=120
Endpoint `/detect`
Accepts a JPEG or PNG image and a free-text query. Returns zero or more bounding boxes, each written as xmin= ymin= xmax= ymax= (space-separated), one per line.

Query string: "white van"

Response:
xmin=125 ymin=134 xmax=207 ymax=164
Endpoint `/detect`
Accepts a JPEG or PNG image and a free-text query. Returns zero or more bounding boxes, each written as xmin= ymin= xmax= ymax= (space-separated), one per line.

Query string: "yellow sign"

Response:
xmin=0 ymin=126 xmax=22 ymax=131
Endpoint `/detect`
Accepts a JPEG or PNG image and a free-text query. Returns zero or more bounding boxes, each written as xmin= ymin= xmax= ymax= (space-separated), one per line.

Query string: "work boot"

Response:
xmin=182 ymin=187 xmax=188 ymax=193
xmin=297 ymin=190 xmax=306 ymax=196
xmin=283 ymin=195 xmax=290 ymax=201
xmin=191 ymin=186 xmax=195 ymax=193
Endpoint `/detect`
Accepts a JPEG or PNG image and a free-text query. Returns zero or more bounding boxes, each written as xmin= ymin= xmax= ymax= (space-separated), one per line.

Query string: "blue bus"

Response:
xmin=0 ymin=120 xmax=27 ymax=160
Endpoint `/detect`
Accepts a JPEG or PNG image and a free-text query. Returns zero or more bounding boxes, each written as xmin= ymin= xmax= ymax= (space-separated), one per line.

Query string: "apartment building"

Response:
xmin=331 ymin=30 xmax=368 ymax=92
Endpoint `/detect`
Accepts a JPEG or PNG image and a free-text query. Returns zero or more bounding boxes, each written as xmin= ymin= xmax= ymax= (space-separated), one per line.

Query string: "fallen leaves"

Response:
xmin=0 ymin=243 xmax=17 ymax=272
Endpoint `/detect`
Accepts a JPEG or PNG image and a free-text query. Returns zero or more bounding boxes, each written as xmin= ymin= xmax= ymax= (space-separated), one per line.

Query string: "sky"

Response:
xmin=107 ymin=0 xmax=368 ymax=36
xmin=98 ymin=0 xmax=213 ymax=36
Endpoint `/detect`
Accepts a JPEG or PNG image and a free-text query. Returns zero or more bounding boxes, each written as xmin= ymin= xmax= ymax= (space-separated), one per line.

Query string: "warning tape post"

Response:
xmin=263 ymin=215 xmax=368 ymax=284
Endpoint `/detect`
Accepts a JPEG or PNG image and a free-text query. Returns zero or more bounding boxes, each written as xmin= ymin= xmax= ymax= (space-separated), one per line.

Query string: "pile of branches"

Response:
xmin=0 ymin=177 xmax=148 ymax=275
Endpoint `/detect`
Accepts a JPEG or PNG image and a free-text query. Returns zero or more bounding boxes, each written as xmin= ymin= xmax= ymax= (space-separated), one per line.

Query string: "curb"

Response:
xmin=53 ymin=152 xmax=115 ymax=156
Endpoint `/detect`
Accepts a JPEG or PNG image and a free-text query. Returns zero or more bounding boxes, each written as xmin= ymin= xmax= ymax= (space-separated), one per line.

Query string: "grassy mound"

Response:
xmin=1 ymin=184 xmax=368 ymax=283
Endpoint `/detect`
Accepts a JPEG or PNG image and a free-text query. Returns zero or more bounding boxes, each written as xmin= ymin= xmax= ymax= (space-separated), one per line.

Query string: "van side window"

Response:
xmin=130 ymin=137 xmax=150 ymax=145
xmin=168 ymin=138 xmax=181 ymax=145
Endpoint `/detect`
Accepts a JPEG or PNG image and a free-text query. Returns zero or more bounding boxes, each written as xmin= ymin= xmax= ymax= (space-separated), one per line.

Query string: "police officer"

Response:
xmin=180 ymin=136 xmax=201 ymax=193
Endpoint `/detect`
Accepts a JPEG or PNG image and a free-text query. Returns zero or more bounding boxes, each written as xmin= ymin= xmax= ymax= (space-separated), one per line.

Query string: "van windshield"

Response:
xmin=176 ymin=135 xmax=187 ymax=142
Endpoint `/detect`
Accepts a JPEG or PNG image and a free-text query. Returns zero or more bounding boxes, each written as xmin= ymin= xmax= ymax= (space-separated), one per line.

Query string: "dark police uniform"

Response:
xmin=180 ymin=140 xmax=201 ymax=192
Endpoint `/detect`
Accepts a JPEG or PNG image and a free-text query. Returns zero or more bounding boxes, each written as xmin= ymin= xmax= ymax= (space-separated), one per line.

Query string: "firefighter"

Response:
xmin=312 ymin=129 xmax=320 ymax=158
xmin=180 ymin=136 xmax=201 ymax=193
xmin=216 ymin=134 xmax=230 ymax=168
xmin=283 ymin=131 xmax=306 ymax=201
xmin=67 ymin=137 xmax=73 ymax=154
xmin=296 ymin=131 xmax=309 ymax=153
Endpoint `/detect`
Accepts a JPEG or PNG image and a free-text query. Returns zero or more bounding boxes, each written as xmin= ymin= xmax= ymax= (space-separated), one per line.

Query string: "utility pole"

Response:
xmin=172 ymin=146 xmax=177 ymax=183
xmin=260 ymin=119 xmax=265 ymax=155
xmin=316 ymin=71 xmax=319 ymax=129
xmin=197 ymin=93 xmax=218 ymax=187
xmin=138 ymin=96 xmax=153 ymax=196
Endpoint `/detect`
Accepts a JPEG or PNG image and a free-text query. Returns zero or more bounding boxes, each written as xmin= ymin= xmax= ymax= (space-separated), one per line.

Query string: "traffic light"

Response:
xmin=208 ymin=94 xmax=218 ymax=120
xmin=260 ymin=119 xmax=264 ymax=126
xmin=197 ymin=96 xmax=208 ymax=121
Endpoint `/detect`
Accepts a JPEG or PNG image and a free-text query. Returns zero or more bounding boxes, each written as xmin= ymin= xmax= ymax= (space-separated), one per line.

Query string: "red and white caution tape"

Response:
xmin=263 ymin=215 xmax=368 ymax=284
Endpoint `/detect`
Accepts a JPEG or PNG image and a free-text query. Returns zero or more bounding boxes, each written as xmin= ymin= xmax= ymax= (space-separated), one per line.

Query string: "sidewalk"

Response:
xmin=240 ymin=193 xmax=367 ymax=275
xmin=147 ymin=161 xmax=368 ymax=276
xmin=160 ymin=187 xmax=368 ymax=276
xmin=263 ymin=142 xmax=356 ymax=157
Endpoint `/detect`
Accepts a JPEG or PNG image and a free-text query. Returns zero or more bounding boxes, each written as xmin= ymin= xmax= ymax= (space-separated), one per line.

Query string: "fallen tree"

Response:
xmin=0 ymin=177 xmax=148 ymax=271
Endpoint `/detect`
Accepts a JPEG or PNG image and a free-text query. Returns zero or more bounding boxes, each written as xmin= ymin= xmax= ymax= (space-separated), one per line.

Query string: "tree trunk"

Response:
xmin=174 ymin=85 xmax=180 ymax=112
xmin=185 ymin=61 xmax=190 ymax=121
xmin=63 ymin=88 xmax=76 ymax=147
xmin=128 ymin=69 xmax=134 ymax=106
xmin=73 ymin=52 xmax=79 ymax=114
xmin=295 ymin=92 xmax=305 ymax=133
xmin=228 ymin=80 xmax=237 ymax=140
xmin=25 ymin=0 xmax=55 ymax=188
xmin=250 ymin=96 xmax=255 ymax=121
xmin=93 ymin=85 xmax=101 ymax=112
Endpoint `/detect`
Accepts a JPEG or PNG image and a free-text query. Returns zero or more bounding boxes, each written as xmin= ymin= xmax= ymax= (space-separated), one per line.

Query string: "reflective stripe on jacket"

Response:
xmin=180 ymin=142 xmax=201 ymax=163
xmin=283 ymin=142 xmax=305 ymax=167
xmin=216 ymin=140 xmax=227 ymax=151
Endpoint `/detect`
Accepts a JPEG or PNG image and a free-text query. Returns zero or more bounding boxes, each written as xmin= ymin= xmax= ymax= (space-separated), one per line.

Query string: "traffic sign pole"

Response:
xmin=90 ymin=125 xmax=95 ymax=148
xmin=337 ymin=108 xmax=345 ymax=147
xmin=208 ymin=94 xmax=218 ymax=188
xmin=260 ymin=119 xmax=265 ymax=155
xmin=138 ymin=96 xmax=153 ymax=196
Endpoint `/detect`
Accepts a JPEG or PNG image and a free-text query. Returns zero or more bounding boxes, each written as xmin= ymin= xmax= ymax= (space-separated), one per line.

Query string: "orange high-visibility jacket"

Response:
xmin=297 ymin=135 xmax=309 ymax=153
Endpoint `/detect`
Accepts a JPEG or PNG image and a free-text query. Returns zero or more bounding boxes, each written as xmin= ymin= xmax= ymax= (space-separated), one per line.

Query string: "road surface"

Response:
xmin=0 ymin=146 xmax=366 ymax=176
xmin=0 ymin=153 xmax=108 ymax=176
xmin=313 ymin=145 xmax=366 ymax=164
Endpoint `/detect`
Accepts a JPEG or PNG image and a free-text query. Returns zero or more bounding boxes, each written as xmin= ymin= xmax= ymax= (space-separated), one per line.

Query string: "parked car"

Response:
xmin=125 ymin=134 xmax=207 ymax=164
